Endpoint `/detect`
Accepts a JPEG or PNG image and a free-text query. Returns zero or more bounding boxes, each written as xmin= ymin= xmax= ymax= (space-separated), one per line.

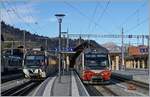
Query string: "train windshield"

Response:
xmin=85 ymin=54 xmax=109 ymax=70
xmin=24 ymin=55 xmax=44 ymax=68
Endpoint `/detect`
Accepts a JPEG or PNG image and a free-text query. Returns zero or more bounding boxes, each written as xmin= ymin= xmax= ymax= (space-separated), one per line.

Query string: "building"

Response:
xmin=126 ymin=45 xmax=148 ymax=69
xmin=104 ymin=44 xmax=148 ymax=70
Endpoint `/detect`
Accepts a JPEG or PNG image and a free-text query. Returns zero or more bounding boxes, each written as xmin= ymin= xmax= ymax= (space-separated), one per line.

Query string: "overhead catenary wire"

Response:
xmin=21 ymin=2 xmax=46 ymax=34
xmin=116 ymin=0 xmax=148 ymax=30
xmin=1 ymin=2 xmax=32 ymax=43
xmin=1 ymin=2 xmax=16 ymax=26
xmin=96 ymin=0 xmax=111 ymax=23
xmin=86 ymin=2 xmax=101 ymax=33
xmin=91 ymin=0 xmax=111 ymax=33
xmin=125 ymin=17 xmax=149 ymax=33
xmin=64 ymin=1 xmax=109 ymax=33
xmin=4 ymin=1 xmax=38 ymax=33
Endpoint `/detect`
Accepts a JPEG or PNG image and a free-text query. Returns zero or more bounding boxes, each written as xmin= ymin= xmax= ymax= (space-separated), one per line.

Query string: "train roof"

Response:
xmin=84 ymin=50 xmax=108 ymax=54
xmin=74 ymin=41 xmax=109 ymax=53
xmin=82 ymin=48 xmax=108 ymax=54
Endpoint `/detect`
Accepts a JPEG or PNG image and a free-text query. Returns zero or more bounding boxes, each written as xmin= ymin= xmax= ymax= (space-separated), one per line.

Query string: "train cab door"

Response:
xmin=108 ymin=54 xmax=111 ymax=70
xmin=81 ymin=52 xmax=85 ymax=77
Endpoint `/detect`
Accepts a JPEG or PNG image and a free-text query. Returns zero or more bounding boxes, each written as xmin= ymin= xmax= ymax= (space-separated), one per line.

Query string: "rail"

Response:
xmin=1 ymin=80 xmax=40 ymax=96
xmin=111 ymin=75 xmax=149 ymax=89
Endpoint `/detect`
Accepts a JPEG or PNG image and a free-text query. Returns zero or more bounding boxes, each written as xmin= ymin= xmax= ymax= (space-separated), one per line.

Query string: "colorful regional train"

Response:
xmin=23 ymin=49 xmax=58 ymax=80
xmin=75 ymin=49 xmax=111 ymax=84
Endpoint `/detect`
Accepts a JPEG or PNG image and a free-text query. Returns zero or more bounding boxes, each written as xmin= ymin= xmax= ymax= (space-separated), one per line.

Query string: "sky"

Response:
xmin=1 ymin=0 xmax=149 ymax=46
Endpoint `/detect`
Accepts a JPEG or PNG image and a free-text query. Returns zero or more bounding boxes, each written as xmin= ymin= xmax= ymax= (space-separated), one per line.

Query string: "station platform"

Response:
xmin=32 ymin=70 xmax=89 ymax=96
xmin=112 ymin=69 xmax=149 ymax=84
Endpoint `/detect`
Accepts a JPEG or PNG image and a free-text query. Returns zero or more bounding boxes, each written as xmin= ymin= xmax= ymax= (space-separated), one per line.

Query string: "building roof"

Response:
xmin=73 ymin=41 xmax=109 ymax=53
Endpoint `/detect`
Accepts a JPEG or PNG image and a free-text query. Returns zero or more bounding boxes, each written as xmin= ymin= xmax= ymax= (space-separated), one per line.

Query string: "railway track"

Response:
xmin=1 ymin=73 xmax=24 ymax=83
xmin=1 ymin=80 xmax=41 ymax=96
xmin=84 ymin=76 xmax=149 ymax=96
xmin=85 ymin=85 xmax=103 ymax=96
xmin=99 ymin=85 xmax=119 ymax=96
xmin=111 ymin=76 xmax=149 ymax=96
xmin=85 ymin=84 xmax=118 ymax=96
xmin=111 ymin=75 xmax=149 ymax=90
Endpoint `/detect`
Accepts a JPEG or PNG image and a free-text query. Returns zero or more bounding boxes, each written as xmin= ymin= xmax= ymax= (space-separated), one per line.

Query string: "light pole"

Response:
xmin=66 ymin=30 xmax=69 ymax=50
xmin=11 ymin=40 xmax=14 ymax=55
xmin=55 ymin=14 xmax=65 ymax=83
xmin=45 ymin=38 xmax=48 ymax=51
xmin=61 ymin=32 xmax=67 ymax=51
xmin=44 ymin=38 xmax=48 ymax=56
xmin=22 ymin=30 xmax=26 ymax=68
xmin=121 ymin=28 xmax=125 ymax=71
xmin=23 ymin=30 xmax=26 ymax=52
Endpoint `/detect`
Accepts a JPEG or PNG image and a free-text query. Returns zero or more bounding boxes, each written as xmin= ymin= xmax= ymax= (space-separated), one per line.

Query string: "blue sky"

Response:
xmin=1 ymin=0 xmax=149 ymax=46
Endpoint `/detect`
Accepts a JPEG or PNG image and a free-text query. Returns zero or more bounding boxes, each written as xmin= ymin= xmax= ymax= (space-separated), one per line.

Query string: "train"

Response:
xmin=23 ymin=49 xmax=58 ymax=79
xmin=1 ymin=48 xmax=23 ymax=74
xmin=75 ymin=49 xmax=111 ymax=84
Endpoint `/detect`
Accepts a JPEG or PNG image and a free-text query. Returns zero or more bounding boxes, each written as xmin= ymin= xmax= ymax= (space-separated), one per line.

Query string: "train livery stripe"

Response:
xmin=71 ymin=71 xmax=80 ymax=96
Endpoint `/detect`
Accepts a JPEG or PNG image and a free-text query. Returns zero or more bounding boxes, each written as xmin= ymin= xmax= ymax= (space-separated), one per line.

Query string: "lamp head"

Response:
xmin=55 ymin=14 xmax=65 ymax=20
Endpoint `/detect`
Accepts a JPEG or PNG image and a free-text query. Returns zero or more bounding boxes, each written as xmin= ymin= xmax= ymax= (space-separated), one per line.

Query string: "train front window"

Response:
xmin=85 ymin=54 xmax=109 ymax=70
xmin=24 ymin=56 xmax=44 ymax=67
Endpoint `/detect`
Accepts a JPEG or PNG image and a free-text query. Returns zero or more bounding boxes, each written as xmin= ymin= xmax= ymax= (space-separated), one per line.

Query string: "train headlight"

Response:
xmin=34 ymin=69 xmax=42 ymax=74
xmin=101 ymin=73 xmax=104 ymax=76
xmin=101 ymin=71 xmax=111 ymax=76
xmin=34 ymin=69 xmax=39 ymax=74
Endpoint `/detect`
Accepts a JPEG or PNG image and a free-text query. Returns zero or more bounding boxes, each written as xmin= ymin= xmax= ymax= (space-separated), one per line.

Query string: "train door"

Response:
xmin=80 ymin=52 xmax=85 ymax=78
xmin=108 ymin=54 xmax=111 ymax=70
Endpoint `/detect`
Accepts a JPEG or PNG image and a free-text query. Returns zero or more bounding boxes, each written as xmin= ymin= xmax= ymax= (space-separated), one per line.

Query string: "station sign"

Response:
xmin=53 ymin=48 xmax=74 ymax=52
xmin=139 ymin=48 xmax=148 ymax=53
